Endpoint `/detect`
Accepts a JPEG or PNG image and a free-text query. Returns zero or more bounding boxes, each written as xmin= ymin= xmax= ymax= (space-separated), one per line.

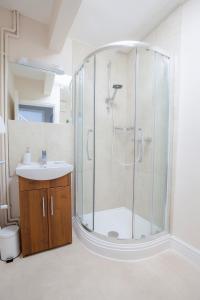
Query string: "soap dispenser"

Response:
xmin=23 ymin=147 xmax=31 ymax=165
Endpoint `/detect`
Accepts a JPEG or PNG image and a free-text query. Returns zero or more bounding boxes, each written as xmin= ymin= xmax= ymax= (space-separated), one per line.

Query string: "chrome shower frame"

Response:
xmin=73 ymin=40 xmax=172 ymax=248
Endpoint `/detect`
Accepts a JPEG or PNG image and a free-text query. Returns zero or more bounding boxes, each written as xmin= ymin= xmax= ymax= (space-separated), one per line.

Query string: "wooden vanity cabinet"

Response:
xmin=19 ymin=174 xmax=72 ymax=257
xmin=48 ymin=186 xmax=71 ymax=249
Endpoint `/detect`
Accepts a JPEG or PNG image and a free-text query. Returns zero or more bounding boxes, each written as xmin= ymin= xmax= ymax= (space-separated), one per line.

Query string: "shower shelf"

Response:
xmin=114 ymin=128 xmax=152 ymax=142
xmin=114 ymin=127 xmax=134 ymax=132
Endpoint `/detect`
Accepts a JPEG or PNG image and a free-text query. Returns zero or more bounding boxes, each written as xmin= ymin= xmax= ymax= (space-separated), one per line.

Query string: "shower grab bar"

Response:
xmin=137 ymin=128 xmax=144 ymax=163
xmin=86 ymin=129 xmax=93 ymax=161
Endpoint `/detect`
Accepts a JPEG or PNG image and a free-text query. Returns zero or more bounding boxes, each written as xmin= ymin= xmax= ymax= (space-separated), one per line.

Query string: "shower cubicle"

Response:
xmin=74 ymin=41 xmax=170 ymax=250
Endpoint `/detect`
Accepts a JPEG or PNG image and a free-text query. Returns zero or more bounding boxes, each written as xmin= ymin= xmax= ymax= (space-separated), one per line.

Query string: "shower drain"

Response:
xmin=107 ymin=231 xmax=119 ymax=238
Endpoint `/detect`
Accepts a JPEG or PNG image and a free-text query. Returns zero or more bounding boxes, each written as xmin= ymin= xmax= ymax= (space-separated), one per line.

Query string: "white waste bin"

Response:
xmin=0 ymin=225 xmax=20 ymax=261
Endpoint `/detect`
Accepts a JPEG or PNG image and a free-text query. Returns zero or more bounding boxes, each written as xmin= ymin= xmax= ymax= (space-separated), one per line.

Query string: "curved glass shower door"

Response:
xmin=133 ymin=48 xmax=155 ymax=239
xmin=94 ymin=48 xmax=135 ymax=239
xmin=133 ymin=49 xmax=169 ymax=238
xmin=75 ymin=57 xmax=95 ymax=231
xmin=74 ymin=42 xmax=170 ymax=242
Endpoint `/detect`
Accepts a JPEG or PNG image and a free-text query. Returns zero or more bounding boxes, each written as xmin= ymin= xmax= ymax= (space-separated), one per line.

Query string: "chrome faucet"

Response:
xmin=41 ymin=150 xmax=47 ymax=165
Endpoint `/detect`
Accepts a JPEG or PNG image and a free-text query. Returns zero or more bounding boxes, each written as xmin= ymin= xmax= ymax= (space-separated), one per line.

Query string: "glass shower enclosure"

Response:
xmin=74 ymin=41 xmax=170 ymax=242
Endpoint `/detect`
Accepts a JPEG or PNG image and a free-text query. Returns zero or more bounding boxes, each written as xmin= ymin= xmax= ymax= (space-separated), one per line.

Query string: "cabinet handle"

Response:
xmin=51 ymin=195 xmax=54 ymax=216
xmin=42 ymin=196 xmax=45 ymax=217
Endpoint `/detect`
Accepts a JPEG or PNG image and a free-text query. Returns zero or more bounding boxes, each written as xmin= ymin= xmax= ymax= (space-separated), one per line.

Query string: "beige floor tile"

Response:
xmin=0 ymin=233 xmax=200 ymax=300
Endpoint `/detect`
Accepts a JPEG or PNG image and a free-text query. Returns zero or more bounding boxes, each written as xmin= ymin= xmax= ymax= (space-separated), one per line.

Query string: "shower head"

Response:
xmin=110 ymin=84 xmax=123 ymax=102
xmin=113 ymin=84 xmax=123 ymax=89
xmin=105 ymin=83 xmax=123 ymax=110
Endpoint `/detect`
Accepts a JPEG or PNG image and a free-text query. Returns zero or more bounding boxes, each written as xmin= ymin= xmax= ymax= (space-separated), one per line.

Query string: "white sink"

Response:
xmin=16 ymin=161 xmax=73 ymax=181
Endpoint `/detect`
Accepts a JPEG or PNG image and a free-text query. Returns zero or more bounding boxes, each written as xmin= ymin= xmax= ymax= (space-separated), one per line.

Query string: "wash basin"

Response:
xmin=16 ymin=161 xmax=73 ymax=181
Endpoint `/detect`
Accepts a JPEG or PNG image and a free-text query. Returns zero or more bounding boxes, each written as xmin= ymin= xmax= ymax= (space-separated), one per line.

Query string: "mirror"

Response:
xmin=7 ymin=62 xmax=72 ymax=124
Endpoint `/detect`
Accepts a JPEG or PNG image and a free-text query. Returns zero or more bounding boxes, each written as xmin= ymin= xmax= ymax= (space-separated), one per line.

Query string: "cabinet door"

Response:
xmin=20 ymin=189 xmax=49 ymax=256
xmin=48 ymin=186 xmax=72 ymax=248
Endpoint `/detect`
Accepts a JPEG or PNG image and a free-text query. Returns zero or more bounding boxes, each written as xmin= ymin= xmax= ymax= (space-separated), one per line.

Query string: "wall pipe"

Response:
xmin=0 ymin=10 xmax=20 ymax=224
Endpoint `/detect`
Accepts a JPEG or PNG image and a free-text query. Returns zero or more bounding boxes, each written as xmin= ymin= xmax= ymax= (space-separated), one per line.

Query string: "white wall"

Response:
xmin=172 ymin=0 xmax=200 ymax=250
xmin=145 ymin=0 xmax=200 ymax=250
xmin=72 ymin=39 xmax=94 ymax=72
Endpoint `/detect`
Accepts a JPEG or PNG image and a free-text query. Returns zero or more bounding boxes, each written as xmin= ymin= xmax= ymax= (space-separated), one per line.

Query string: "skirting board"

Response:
xmin=73 ymin=219 xmax=200 ymax=267
xmin=170 ymin=236 xmax=200 ymax=267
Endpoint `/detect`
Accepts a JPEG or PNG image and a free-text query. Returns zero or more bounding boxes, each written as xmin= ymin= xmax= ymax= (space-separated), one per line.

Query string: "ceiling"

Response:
xmin=0 ymin=0 xmax=82 ymax=51
xmin=69 ymin=0 xmax=186 ymax=46
xmin=0 ymin=0 xmax=54 ymax=24
xmin=0 ymin=0 xmax=187 ymax=47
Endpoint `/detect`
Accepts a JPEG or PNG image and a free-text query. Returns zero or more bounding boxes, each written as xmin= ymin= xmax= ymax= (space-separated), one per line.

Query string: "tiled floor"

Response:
xmin=0 ymin=232 xmax=200 ymax=300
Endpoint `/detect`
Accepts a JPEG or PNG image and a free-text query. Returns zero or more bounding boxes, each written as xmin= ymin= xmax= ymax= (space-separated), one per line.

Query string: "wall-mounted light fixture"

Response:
xmin=17 ymin=58 xmax=65 ymax=75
